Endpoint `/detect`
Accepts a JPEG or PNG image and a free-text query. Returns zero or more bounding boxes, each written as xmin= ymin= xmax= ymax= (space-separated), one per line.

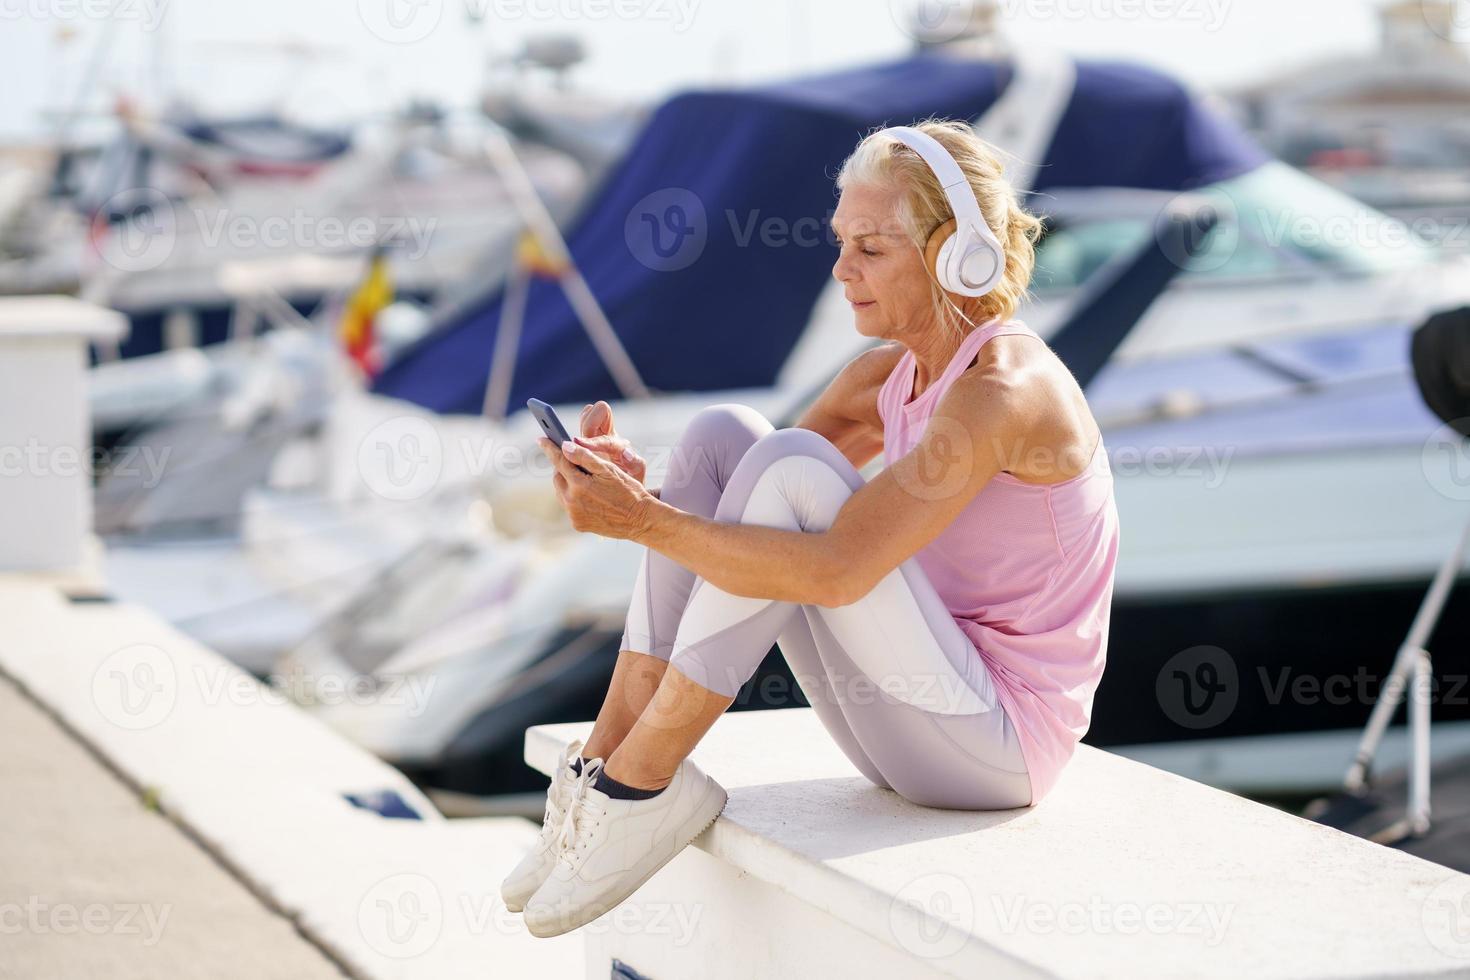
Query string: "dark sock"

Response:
xmin=592 ymin=768 xmax=666 ymax=800
xmin=569 ymin=756 xmax=586 ymax=776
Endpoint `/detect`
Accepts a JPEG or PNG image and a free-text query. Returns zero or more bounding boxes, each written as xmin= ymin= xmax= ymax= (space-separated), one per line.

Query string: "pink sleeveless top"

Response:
xmin=876 ymin=317 xmax=1119 ymax=804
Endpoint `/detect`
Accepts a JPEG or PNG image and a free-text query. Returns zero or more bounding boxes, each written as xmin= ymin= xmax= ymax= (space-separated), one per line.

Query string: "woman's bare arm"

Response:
xmin=790 ymin=343 xmax=899 ymax=471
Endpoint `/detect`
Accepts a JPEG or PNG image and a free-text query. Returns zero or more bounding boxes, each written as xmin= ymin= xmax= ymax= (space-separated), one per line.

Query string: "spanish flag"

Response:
xmin=340 ymin=246 xmax=393 ymax=378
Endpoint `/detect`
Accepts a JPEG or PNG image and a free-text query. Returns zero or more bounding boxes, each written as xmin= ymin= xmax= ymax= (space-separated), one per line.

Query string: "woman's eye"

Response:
xmin=861 ymin=248 xmax=879 ymax=257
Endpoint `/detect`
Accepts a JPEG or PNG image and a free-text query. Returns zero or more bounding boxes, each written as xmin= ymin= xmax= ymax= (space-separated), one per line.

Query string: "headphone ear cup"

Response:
xmin=923 ymin=218 xmax=957 ymax=291
xmin=958 ymin=239 xmax=1002 ymax=293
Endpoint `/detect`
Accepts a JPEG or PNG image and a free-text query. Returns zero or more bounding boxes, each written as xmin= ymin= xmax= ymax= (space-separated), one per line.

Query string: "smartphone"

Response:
xmin=526 ymin=398 xmax=592 ymax=475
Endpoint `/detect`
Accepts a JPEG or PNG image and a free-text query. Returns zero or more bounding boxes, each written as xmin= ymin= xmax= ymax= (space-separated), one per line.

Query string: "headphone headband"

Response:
xmin=881 ymin=125 xmax=1006 ymax=296
xmin=882 ymin=126 xmax=1000 ymax=251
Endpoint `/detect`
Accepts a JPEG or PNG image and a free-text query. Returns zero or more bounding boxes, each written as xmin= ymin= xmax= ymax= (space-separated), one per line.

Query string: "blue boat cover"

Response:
xmin=374 ymin=55 xmax=1269 ymax=415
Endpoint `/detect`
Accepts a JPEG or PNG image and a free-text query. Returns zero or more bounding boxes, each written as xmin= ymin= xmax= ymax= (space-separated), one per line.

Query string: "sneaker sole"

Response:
xmin=525 ymin=778 xmax=728 ymax=938
xmin=502 ymin=851 xmax=555 ymax=913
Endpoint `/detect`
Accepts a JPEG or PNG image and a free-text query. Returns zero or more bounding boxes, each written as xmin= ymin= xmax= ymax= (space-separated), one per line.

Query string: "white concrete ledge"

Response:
xmin=0 ymin=578 xmax=581 ymax=980
xmin=0 ymin=294 xmax=127 ymax=341
xmin=526 ymin=710 xmax=1470 ymax=979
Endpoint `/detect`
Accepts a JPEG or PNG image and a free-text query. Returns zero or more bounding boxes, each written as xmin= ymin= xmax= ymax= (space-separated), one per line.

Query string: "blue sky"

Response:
xmin=0 ymin=0 xmax=1414 ymax=141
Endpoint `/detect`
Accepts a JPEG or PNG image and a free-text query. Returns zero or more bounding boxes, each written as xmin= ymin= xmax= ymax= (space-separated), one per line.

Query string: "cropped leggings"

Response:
xmin=618 ymin=404 xmax=1032 ymax=810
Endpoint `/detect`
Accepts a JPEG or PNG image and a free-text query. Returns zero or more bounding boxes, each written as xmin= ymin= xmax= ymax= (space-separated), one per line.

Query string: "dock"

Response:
xmin=3 ymin=296 xmax=1470 ymax=978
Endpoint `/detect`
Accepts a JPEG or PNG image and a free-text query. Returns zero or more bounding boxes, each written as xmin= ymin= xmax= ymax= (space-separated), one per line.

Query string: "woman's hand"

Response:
xmin=538 ymin=435 xmax=656 ymax=540
xmin=573 ymin=400 xmax=647 ymax=486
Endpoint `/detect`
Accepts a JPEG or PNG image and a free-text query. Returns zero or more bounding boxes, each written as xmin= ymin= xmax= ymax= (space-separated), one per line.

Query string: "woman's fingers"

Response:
xmin=539 ymin=437 xmax=584 ymax=483
xmin=574 ymin=434 xmax=629 ymax=458
xmin=575 ymin=435 xmax=644 ymax=482
xmin=581 ymin=400 xmax=614 ymax=439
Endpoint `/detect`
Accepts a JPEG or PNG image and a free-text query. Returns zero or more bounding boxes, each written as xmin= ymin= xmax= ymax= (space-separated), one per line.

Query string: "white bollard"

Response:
xmin=0 ymin=296 xmax=127 ymax=571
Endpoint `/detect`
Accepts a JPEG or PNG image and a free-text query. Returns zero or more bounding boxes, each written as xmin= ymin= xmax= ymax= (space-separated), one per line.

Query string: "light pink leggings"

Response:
xmin=619 ymin=403 xmax=1032 ymax=810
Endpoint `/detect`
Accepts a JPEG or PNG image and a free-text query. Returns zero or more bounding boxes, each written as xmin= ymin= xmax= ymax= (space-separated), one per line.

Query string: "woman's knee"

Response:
xmin=678 ymin=403 xmax=772 ymax=455
xmin=745 ymin=426 xmax=858 ymax=476
xmin=715 ymin=428 xmax=865 ymax=529
xmin=667 ymin=404 xmax=774 ymax=491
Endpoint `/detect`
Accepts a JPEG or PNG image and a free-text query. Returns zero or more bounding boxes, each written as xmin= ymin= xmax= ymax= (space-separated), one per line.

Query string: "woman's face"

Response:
xmin=830 ymin=181 xmax=937 ymax=342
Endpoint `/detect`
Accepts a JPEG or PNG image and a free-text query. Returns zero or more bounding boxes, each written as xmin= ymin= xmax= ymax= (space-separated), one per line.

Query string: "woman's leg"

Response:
xmin=582 ymin=403 xmax=771 ymax=758
xmin=602 ymin=425 xmax=1031 ymax=810
xmin=589 ymin=404 xmax=886 ymax=785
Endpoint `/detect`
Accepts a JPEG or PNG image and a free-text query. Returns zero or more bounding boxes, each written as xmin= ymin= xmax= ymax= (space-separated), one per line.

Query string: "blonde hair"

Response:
xmin=835 ymin=118 xmax=1044 ymax=339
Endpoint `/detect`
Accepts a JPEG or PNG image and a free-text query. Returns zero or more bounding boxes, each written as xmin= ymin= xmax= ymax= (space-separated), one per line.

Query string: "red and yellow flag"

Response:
xmin=340 ymin=248 xmax=393 ymax=378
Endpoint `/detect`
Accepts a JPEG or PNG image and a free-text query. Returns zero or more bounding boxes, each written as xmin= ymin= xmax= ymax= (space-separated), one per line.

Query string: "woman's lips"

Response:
xmin=850 ymin=300 xmax=875 ymax=309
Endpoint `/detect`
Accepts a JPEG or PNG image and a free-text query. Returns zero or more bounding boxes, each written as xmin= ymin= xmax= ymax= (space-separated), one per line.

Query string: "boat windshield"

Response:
xmin=1032 ymin=161 xmax=1439 ymax=292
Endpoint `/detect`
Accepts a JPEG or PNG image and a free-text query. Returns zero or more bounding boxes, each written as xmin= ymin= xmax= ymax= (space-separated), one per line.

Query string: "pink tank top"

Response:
xmin=876 ymin=317 xmax=1119 ymax=804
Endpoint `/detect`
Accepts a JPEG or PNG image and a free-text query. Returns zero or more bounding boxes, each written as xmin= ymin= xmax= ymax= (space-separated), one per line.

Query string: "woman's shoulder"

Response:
xmin=855 ymin=341 xmax=907 ymax=377
xmin=949 ymin=333 xmax=1103 ymax=485
xmin=831 ymin=342 xmax=908 ymax=403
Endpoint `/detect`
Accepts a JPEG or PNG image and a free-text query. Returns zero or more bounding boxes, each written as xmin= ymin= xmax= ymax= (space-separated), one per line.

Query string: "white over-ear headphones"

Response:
xmin=881 ymin=125 xmax=1006 ymax=298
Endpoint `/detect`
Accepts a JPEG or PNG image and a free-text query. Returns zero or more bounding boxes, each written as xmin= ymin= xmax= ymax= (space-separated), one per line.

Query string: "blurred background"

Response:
xmin=4 ymin=0 xmax=1470 ymax=869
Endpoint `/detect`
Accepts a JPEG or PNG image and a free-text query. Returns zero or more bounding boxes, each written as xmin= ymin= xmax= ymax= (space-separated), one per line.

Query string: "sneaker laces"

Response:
xmin=553 ymin=757 xmax=606 ymax=859
xmin=536 ymin=743 xmax=586 ymax=839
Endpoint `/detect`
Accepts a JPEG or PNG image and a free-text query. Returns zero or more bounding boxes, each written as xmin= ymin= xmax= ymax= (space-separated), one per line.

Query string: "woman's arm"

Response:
xmin=633 ymin=498 xmax=845 ymax=606
xmin=546 ymin=345 xmax=1077 ymax=608
xmin=624 ymin=346 xmax=900 ymax=606
xmin=631 ymin=369 xmax=1028 ymax=607
xmin=791 ymin=343 xmax=898 ymax=470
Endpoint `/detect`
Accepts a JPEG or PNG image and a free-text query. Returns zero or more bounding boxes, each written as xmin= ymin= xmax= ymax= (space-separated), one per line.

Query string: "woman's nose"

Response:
xmin=832 ymin=252 xmax=855 ymax=283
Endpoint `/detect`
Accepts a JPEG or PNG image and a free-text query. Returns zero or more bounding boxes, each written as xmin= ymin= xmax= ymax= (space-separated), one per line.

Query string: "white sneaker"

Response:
xmin=500 ymin=739 xmax=590 ymax=912
xmin=522 ymin=756 xmax=728 ymax=938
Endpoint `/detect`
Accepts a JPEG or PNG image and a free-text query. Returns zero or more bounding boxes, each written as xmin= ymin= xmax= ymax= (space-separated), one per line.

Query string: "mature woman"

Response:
xmin=502 ymin=119 xmax=1119 ymax=938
